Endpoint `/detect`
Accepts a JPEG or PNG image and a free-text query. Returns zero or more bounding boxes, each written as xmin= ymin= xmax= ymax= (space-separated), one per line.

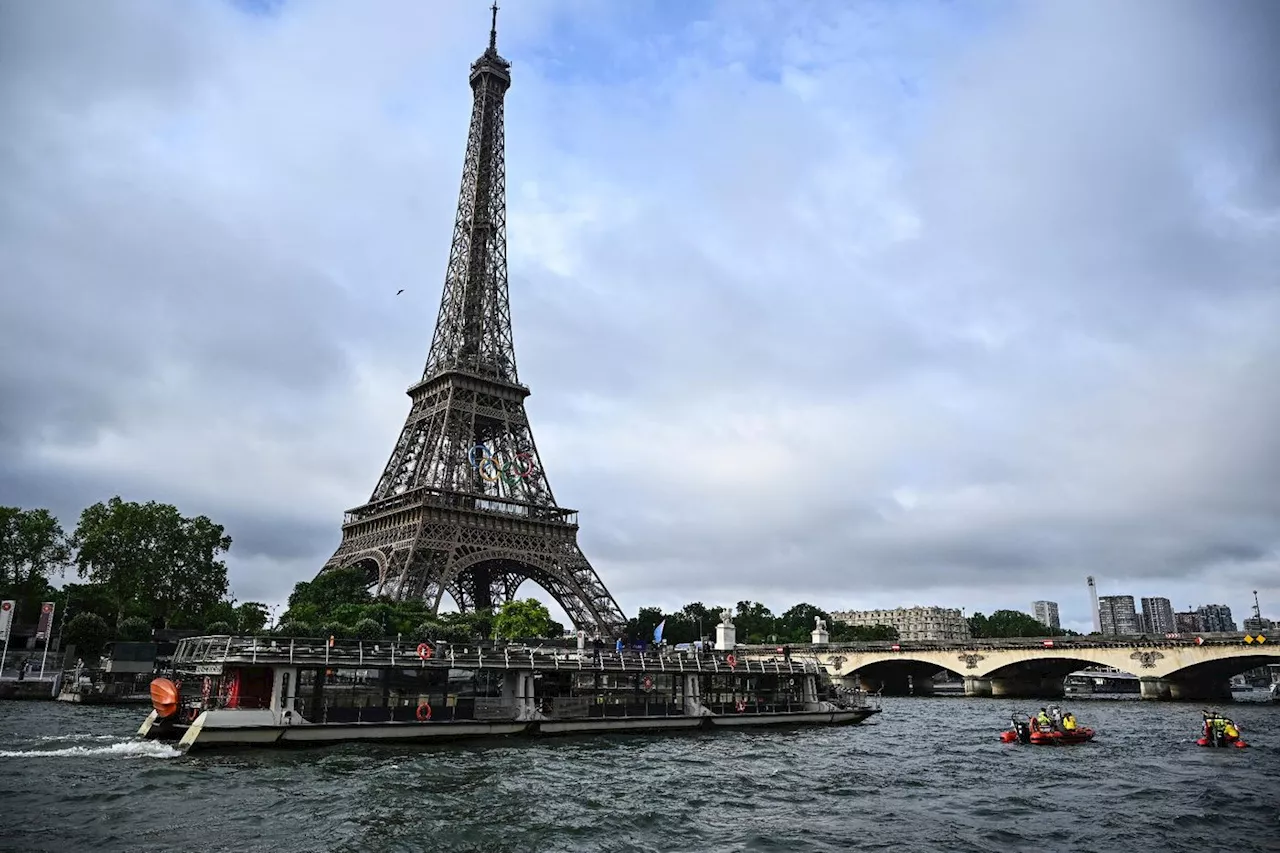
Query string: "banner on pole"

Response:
xmin=0 ymin=601 xmax=14 ymax=639
xmin=35 ymin=601 xmax=55 ymax=641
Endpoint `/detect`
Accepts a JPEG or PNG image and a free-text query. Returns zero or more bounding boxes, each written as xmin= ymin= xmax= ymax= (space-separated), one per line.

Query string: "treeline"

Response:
xmin=968 ymin=610 xmax=1080 ymax=638
xmin=1 ymin=499 xmax=261 ymax=660
xmin=623 ymin=602 xmax=899 ymax=645
xmin=277 ymin=566 xmax=566 ymax=643
xmin=278 ymin=573 xmax=901 ymax=647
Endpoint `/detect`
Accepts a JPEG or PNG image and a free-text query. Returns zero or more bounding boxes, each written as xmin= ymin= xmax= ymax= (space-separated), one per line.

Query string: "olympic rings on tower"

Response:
xmin=468 ymin=444 xmax=537 ymax=485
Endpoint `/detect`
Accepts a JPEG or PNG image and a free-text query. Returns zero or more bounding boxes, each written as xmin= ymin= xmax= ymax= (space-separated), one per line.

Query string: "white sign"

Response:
xmin=0 ymin=601 xmax=14 ymax=639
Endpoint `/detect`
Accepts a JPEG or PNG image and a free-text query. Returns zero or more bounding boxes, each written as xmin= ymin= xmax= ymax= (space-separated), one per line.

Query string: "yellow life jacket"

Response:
xmin=1062 ymin=715 xmax=1077 ymax=730
xmin=1224 ymin=723 xmax=1239 ymax=738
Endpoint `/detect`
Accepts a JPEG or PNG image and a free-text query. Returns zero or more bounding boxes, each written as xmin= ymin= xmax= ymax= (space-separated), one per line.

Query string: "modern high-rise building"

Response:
xmin=1197 ymin=604 xmax=1236 ymax=633
xmin=829 ymin=606 xmax=971 ymax=642
xmin=1174 ymin=611 xmax=1203 ymax=633
xmin=1087 ymin=576 xmax=1101 ymax=633
xmin=1243 ymin=591 xmax=1272 ymax=634
xmin=1098 ymin=595 xmax=1140 ymax=636
xmin=1032 ymin=601 xmax=1061 ymax=630
xmin=1243 ymin=615 xmax=1275 ymax=633
xmin=1140 ymin=597 xmax=1176 ymax=634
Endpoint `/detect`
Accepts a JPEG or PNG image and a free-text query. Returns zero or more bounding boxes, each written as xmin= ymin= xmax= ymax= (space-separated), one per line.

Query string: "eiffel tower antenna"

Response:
xmin=317 ymin=11 xmax=627 ymax=634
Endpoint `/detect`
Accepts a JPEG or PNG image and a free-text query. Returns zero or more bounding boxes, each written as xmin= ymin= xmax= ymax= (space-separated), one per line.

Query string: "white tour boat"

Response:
xmin=137 ymin=635 xmax=880 ymax=751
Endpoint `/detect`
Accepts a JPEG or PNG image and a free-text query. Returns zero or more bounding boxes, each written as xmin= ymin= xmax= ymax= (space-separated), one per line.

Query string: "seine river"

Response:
xmin=1 ymin=696 xmax=1276 ymax=852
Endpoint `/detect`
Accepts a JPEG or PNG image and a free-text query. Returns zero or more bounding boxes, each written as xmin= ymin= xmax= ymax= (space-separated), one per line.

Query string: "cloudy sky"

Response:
xmin=2 ymin=0 xmax=1278 ymax=633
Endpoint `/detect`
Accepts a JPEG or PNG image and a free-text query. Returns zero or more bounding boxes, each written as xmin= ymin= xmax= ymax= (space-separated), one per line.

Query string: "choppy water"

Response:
xmin=1 ymin=697 xmax=1277 ymax=853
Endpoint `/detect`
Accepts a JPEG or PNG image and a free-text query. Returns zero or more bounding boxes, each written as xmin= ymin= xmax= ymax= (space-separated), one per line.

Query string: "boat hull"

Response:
xmin=144 ymin=706 xmax=881 ymax=751
xmin=1027 ymin=727 xmax=1095 ymax=745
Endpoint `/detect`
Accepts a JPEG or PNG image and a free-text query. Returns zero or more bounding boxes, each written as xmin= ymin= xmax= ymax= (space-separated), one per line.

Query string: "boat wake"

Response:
xmin=0 ymin=740 xmax=181 ymax=759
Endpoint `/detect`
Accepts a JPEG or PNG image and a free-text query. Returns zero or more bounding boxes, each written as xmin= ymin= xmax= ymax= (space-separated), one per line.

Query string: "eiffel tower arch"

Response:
xmin=318 ymin=6 xmax=628 ymax=635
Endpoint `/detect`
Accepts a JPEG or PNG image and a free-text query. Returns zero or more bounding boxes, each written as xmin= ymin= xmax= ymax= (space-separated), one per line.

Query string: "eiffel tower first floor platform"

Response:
xmin=319 ymin=487 xmax=627 ymax=635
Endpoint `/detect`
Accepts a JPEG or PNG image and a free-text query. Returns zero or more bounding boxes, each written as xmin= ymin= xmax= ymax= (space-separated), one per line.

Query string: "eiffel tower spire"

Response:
xmin=318 ymin=12 xmax=628 ymax=635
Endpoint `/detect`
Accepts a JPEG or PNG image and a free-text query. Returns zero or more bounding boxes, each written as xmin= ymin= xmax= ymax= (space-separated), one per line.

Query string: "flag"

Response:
xmin=0 ymin=601 xmax=14 ymax=640
xmin=653 ymin=619 xmax=666 ymax=644
xmin=35 ymin=601 xmax=55 ymax=641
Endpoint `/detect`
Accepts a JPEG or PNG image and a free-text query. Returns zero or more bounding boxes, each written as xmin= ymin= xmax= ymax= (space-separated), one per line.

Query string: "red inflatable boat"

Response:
xmin=1198 ymin=718 xmax=1248 ymax=748
xmin=1029 ymin=727 xmax=1094 ymax=745
xmin=1000 ymin=721 xmax=1095 ymax=745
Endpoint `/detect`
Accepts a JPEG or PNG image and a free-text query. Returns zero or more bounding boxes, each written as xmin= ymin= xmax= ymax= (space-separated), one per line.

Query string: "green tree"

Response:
xmin=282 ymin=566 xmax=372 ymax=625
xmin=778 ymin=603 xmax=829 ymax=642
xmin=57 ymin=582 xmax=118 ymax=626
xmin=234 ymin=602 xmax=270 ymax=633
xmin=493 ymin=599 xmax=552 ymax=639
xmin=969 ymin=609 xmax=1062 ymax=638
xmin=0 ymin=507 xmax=72 ymax=600
xmin=624 ymin=606 xmax=666 ymax=643
xmin=205 ymin=621 xmax=234 ymax=635
xmin=72 ymin=497 xmax=232 ymax=627
xmin=734 ymin=601 xmax=777 ymax=643
xmin=352 ymin=617 xmax=383 ymax=641
xmin=63 ymin=612 xmax=111 ymax=660
xmin=116 ymin=616 xmax=152 ymax=641
xmin=276 ymin=620 xmax=313 ymax=638
xmin=320 ymin=621 xmax=348 ymax=640
xmin=414 ymin=620 xmax=447 ymax=642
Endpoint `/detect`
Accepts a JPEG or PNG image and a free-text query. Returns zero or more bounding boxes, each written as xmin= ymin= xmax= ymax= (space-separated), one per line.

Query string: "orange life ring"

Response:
xmin=642 ymin=675 xmax=654 ymax=692
xmin=149 ymin=677 xmax=180 ymax=718
xmin=417 ymin=643 xmax=433 ymax=660
xmin=416 ymin=701 xmax=432 ymax=721
xmin=735 ymin=700 xmax=747 ymax=713
xmin=725 ymin=654 xmax=737 ymax=668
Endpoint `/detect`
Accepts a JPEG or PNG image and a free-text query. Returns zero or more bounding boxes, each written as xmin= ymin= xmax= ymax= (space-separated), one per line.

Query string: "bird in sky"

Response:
xmin=396 ymin=289 xmax=405 ymax=295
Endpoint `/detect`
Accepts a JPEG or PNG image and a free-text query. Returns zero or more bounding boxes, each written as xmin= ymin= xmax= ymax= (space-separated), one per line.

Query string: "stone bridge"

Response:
xmin=742 ymin=635 xmax=1279 ymax=701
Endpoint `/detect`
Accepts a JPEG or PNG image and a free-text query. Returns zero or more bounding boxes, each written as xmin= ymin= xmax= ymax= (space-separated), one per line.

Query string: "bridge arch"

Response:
xmin=848 ymin=656 xmax=965 ymax=696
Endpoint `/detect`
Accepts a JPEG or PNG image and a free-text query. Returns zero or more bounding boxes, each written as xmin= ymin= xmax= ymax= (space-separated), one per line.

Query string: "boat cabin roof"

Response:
xmin=170 ymin=635 xmax=827 ymax=678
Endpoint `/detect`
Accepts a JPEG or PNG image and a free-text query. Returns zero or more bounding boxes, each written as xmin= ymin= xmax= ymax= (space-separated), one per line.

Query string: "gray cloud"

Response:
xmin=1 ymin=0 xmax=1277 ymax=628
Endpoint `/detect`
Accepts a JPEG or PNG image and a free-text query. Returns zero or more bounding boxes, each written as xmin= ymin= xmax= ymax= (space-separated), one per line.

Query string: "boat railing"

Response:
xmin=473 ymin=698 xmax=517 ymax=720
xmin=170 ymin=635 xmax=826 ymax=677
xmin=551 ymin=697 xmax=591 ymax=719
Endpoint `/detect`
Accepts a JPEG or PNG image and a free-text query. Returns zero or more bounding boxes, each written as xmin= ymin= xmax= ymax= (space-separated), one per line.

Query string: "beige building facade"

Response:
xmin=830 ymin=606 xmax=971 ymax=642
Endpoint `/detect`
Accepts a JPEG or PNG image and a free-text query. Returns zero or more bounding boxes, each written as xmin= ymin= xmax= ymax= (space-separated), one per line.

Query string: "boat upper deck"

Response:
xmin=170 ymin=635 xmax=829 ymax=678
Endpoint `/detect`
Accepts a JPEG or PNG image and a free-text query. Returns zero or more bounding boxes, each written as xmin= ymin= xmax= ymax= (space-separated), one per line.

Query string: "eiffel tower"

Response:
xmin=318 ymin=5 xmax=627 ymax=635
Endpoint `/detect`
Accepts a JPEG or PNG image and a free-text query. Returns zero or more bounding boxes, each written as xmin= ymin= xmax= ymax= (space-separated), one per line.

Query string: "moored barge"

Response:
xmin=138 ymin=635 xmax=879 ymax=750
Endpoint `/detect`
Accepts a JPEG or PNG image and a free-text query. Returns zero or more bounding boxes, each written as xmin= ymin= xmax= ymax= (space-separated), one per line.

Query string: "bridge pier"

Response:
xmin=988 ymin=675 xmax=1064 ymax=699
xmin=859 ymin=671 xmax=941 ymax=696
xmin=1139 ymin=677 xmax=1172 ymax=701
xmin=1139 ymin=676 xmax=1233 ymax=702
xmin=964 ymin=677 xmax=992 ymax=698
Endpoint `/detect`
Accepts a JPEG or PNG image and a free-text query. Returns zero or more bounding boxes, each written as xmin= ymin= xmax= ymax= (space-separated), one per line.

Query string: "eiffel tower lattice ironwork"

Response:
xmin=318 ymin=5 xmax=627 ymax=635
